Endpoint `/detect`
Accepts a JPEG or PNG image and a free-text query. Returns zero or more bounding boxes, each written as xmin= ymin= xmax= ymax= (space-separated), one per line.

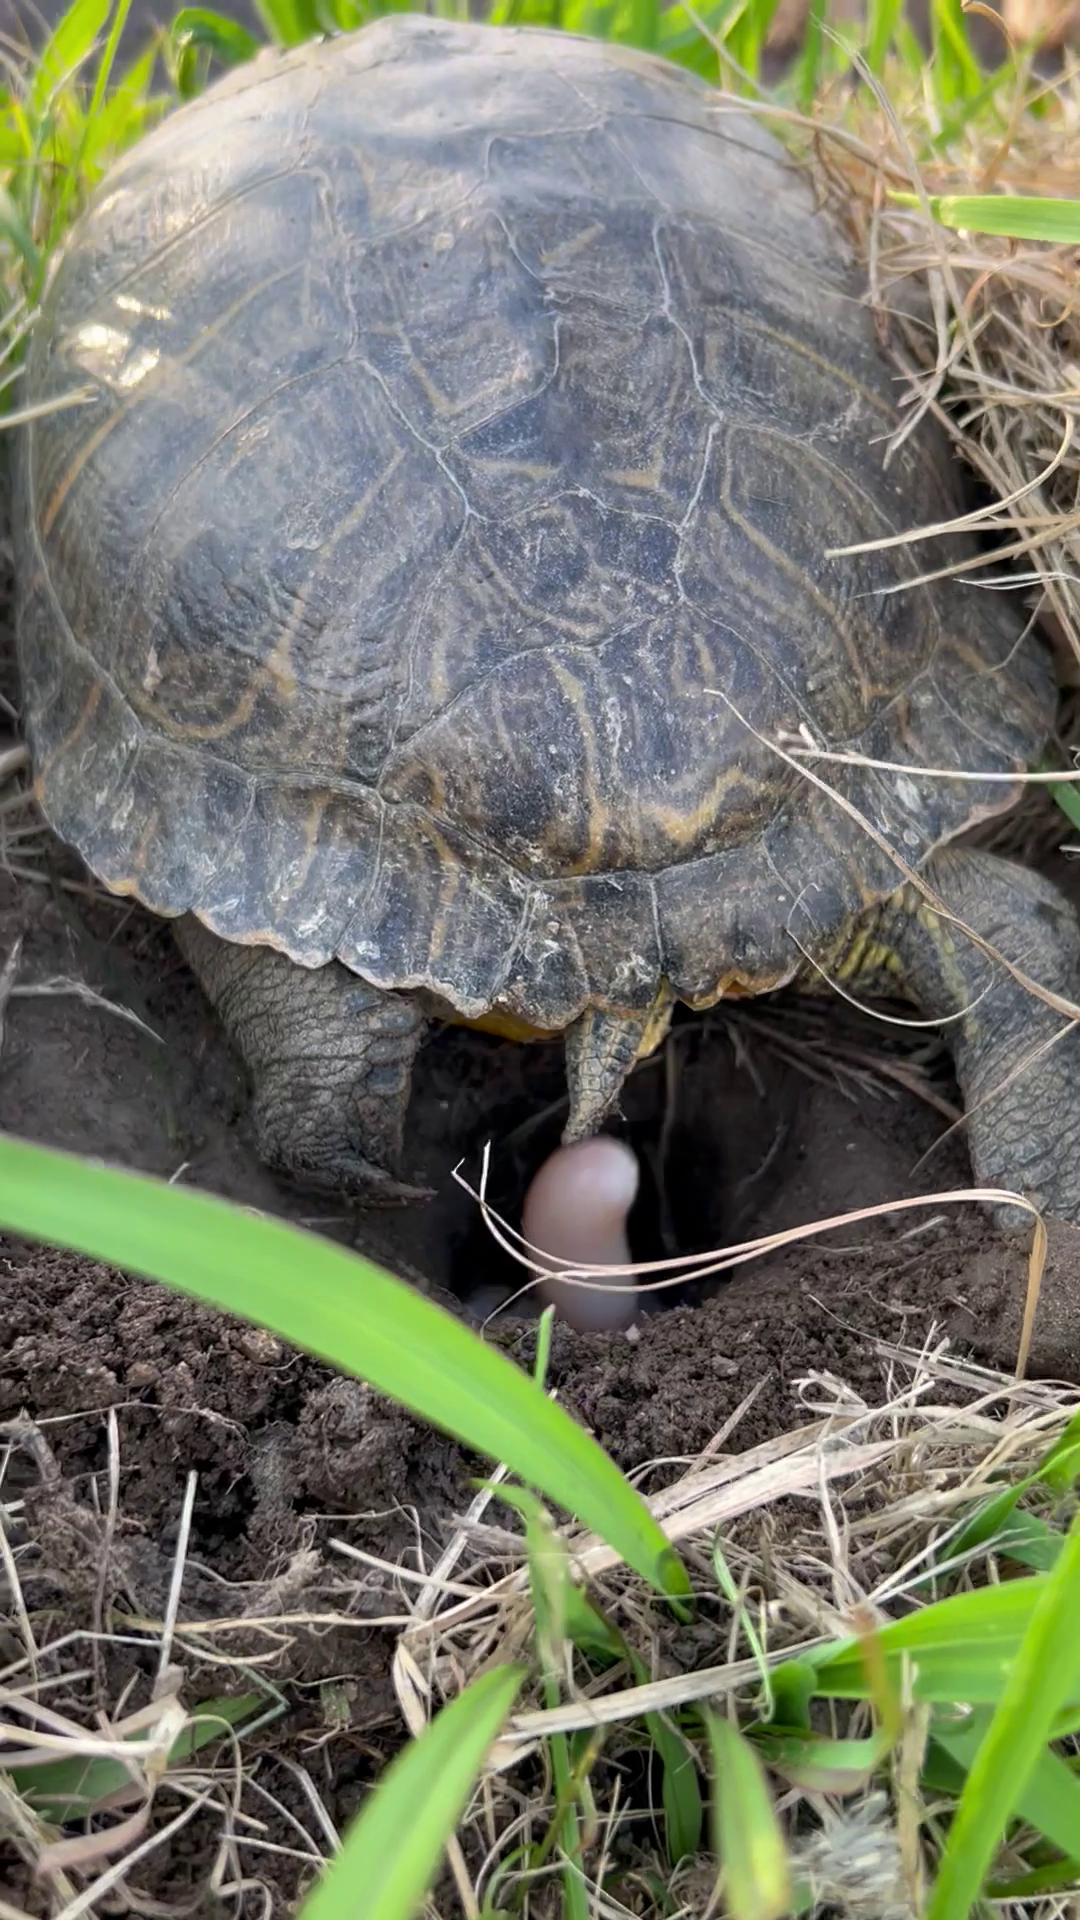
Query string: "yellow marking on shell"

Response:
xmin=637 ymin=978 xmax=675 ymax=1059
xmin=470 ymin=457 xmax=561 ymax=485
xmin=739 ymin=316 xmax=901 ymax=427
xmin=133 ymin=445 xmax=408 ymax=746
xmin=421 ymin=817 xmax=470 ymax=975
xmin=465 ymin=536 xmax=617 ymax=647
xmin=36 ymin=682 xmax=102 ymax=793
xmin=607 ymin=463 xmax=664 ymax=492
xmin=443 ymin=979 xmax=674 ymax=1052
xmin=719 ymin=443 xmax=887 ymax=707
xmin=130 ymin=802 xmax=161 ymax=881
xmin=420 ymin=764 xmax=447 ymax=818
xmin=42 ymin=264 xmax=305 ymax=540
xmin=687 ymin=962 xmax=801 ymax=1010
xmin=691 ymin=627 xmax=719 ymax=683
xmin=457 ymin=1007 xmax=560 ymax=1042
xmin=489 ymin=682 xmax=519 ymax=785
xmin=548 ymin=658 xmax=609 ymax=875
xmin=265 ymin=648 xmax=298 ymax=702
xmin=278 ymin=791 xmax=328 ymax=904
xmin=539 ymin=222 xmax=605 ymax=269
xmin=256 ymin=444 xmax=409 ymax=714
xmin=400 ymin=334 xmax=521 ymax=424
xmin=635 ymin=765 xmax=753 ymax=851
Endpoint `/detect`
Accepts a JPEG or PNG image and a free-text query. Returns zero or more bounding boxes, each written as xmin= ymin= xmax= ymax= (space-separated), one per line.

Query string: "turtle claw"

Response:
xmin=266 ymin=1145 xmax=434 ymax=1209
xmin=342 ymin=1163 xmax=436 ymax=1209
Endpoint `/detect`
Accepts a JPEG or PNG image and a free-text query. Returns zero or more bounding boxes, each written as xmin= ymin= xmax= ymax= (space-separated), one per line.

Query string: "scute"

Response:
xmin=16 ymin=15 xmax=1056 ymax=1030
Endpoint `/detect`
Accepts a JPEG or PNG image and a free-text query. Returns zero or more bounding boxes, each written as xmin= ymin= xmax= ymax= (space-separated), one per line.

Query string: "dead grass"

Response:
xmin=4 ymin=1344 xmax=1078 ymax=1917
xmin=799 ymin=48 xmax=1080 ymax=670
xmin=343 ymin=1348 xmax=1080 ymax=1914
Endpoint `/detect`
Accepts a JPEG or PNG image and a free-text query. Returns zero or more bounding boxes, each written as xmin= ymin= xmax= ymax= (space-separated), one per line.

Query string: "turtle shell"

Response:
xmin=15 ymin=15 xmax=1055 ymax=1032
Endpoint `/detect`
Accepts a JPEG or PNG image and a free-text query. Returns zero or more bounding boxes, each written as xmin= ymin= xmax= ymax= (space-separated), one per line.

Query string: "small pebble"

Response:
xmin=521 ymin=1135 xmax=640 ymax=1332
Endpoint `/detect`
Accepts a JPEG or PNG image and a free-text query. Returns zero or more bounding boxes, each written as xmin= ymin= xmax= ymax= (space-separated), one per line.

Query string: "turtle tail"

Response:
xmin=563 ymin=987 xmax=673 ymax=1140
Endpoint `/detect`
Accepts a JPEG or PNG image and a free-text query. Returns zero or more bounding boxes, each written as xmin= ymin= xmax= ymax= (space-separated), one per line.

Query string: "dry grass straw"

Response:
xmin=468 ymin=1149 xmax=1050 ymax=1376
xmin=0 ymin=1407 xmax=368 ymax=1917
xmin=4 ymin=1344 xmax=1078 ymax=1915
xmin=798 ymin=43 xmax=1080 ymax=671
xmin=385 ymin=1342 xmax=1080 ymax=1915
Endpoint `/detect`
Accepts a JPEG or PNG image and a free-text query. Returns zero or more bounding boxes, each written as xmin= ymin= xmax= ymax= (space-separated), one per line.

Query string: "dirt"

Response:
xmin=3 ymin=538 xmax=1080 ymax=1903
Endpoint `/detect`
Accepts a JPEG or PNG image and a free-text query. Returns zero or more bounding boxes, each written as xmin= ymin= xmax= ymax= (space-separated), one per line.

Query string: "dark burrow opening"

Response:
xmin=407 ymin=995 xmax=968 ymax=1320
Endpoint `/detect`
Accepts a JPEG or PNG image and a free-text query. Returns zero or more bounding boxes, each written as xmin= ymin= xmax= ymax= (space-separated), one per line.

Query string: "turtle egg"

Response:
xmin=522 ymin=1137 xmax=640 ymax=1332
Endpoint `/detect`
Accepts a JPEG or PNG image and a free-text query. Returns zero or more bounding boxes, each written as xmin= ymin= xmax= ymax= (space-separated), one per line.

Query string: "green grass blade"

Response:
xmin=932 ymin=1714 xmax=1080 ymax=1861
xmin=977 ymin=1510 xmax=1064 ymax=1573
xmin=865 ymin=0 xmax=903 ymax=75
xmin=298 ymin=1665 xmax=526 ymax=1920
xmin=43 ymin=0 xmax=135 ymax=253
xmin=1051 ymin=778 xmax=1080 ymax=833
xmin=926 ymin=1514 xmax=1080 ymax=1920
xmin=707 ymin=1713 xmax=792 ymax=1920
xmin=802 ymin=1574 xmax=1052 ymax=1689
xmin=947 ymin=1410 xmax=1080 ymax=1569
xmin=629 ymin=0 xmax=660 ymax=48
xmin=31 ymin=0 xmax=110 ymax=110
xmin=754 ymin=1729 xmax=886 ymax=1793
xmin=714 ymin=1544 xmax=773 ymax=1719
xmin=1036 ymin=1409 xmax=1080 ymax=1492
xmin=251 ymin=0 xmax=321 ymax=43
xmin=169 ymin=7 xmax=261 ymax=66
xmin=563 ymin=1586 xmax=626 ymax=1663
xmin=988 ymin=1859 xmax=1080 ymax=1899
xmin=891 ymin=191 xmax=1080 ymax=244
xmin=949 ymin=1492 xmax=1064 ymax=1574
xmin=82 ymin=0 xmax=134 ymax=119
xmin=8 ymin=1694 xmax=267 ymax=1824
xmin=768 ymin=1662 xmax=815 ymax=1732
xmin=618 ymin=1649 xmax=704 ymax=1865
xmin=893 ymin=14 xmax=928 ymax=75
xmin=76 ymin=42 xmax=167 ymax=178
xmin=928 ymin=0 xmax=981 ymax=106
xmin=792 ymin=0 xmax=826 ymax=113
xmin=656 ymin=1716 xmax=703 ymax=1865
xmin=775 ymin=1574 xmax=1080 ymax=1707
xmin=657 ymin=3 xmax=722 ymax=76
xmin=516 ymin=1495 xmax=589 ymax=1919
xmin=0 ymin=185 xmax=40 ymax=277
xmin=533 ymin=1302 xmax=555 ymax=1387
xmin=0 ymin=1136 xmax=690 ymax=1605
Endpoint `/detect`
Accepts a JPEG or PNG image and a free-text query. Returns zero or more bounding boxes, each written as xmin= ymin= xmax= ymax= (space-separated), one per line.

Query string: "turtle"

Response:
xmin=15 ymin=14 xmax=1080 ymax=1219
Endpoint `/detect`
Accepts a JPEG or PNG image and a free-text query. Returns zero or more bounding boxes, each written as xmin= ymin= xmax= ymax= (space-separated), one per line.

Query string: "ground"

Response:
xmin=5 ymin=520 xmax=1080 ymax=1903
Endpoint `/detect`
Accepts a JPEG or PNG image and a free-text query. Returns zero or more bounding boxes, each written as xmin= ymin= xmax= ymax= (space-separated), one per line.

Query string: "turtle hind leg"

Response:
xmin=831 ymin=847 xmax=1080 ymax=1223
xmin=175 ymin=917 xmax=427 ymax=1203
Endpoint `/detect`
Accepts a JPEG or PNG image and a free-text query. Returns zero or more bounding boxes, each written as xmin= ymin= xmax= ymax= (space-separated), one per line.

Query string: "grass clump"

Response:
xmin=0 ymin=0 xmax=168 ymax=379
